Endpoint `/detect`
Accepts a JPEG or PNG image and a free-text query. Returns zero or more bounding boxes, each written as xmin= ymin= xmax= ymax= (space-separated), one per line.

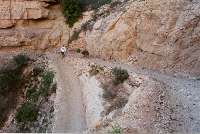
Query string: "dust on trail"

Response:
xmin=49 ymin=52 xmax=200 ymax=133
xmin=50 ymin=55 xmax=86 ymax=133
xmin=88 ymin=58 xmax=200 ymax=132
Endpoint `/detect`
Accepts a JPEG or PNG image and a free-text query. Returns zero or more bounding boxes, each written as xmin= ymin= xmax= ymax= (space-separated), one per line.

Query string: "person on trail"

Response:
xmin=60 ymin=46 xmax=67 ymax=58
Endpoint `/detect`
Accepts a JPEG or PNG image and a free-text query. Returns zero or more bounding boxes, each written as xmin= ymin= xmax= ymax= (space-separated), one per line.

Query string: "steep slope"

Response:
xmin=85 ymin=0 xmax=200 ymax=76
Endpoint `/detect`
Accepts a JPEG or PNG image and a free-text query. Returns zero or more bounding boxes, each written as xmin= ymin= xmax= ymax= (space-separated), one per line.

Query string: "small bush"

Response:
xmin=16 ymin=102 xmax=38 ymax=123
xmin=112 ymin=67 xmax=129 ymax=85
xmin=81 ymin=50 xmax=89 ymax=57
xmin=110 ymin=124 xmax=122 ymax=134
xmin=0 ymin=71 xmax=21 ymax=93
xmin=39 ymin=71 xmax=54 ymax=97
xmin=13 ymin=54 xmax=29 ymax=68
xmin=26 ymin=87 xmax=40 ymax=102
xmin=76 ymin=48 xmax=81 ymax=53
xmin=33 ymin=66 xmax=44 ymax=76
xmin=60 ymin=0 xmax=82 ymax=27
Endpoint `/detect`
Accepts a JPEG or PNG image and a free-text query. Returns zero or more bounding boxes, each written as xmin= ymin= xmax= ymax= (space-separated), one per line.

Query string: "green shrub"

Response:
xmin=0 ymin=54 xmax=29 ymax=93
xmin=110 ymin=124 xmax=122 ymax=134
xmin=39 ymin=71 xmax=54 ymax=97
xmin=60 ymin=0 xmax=81 ymax=27
xmin=33 ymin=66 xmax=44 ymax=76
xmin=112 ymin=67 xmax=129 ymax=85
xmin=13 ymin=54 xmax=29 ymax=68
xmin=26 ymin=87 xmax=40 ymax=102
xmin=76 ymin=48 xmax=81 ymax=53
xmin=0 ymin=71 xmax=21 ymax=93
xmin=16 ymin=102 xmax=38 ymax=123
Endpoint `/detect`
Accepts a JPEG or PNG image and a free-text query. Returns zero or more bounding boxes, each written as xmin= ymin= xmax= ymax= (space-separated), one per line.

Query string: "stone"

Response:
xmin=85 ymin=0 xmax=200 ymax=75
xmin=0 ymin=0 xmax=69 ymax=49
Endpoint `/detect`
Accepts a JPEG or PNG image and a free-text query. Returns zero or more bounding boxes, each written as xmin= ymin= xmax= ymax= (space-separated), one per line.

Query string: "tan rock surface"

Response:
xmin=86 ymin=0 xmax=200 ymax=75
xmin=0 ymin=0 xmax=69 ymax=49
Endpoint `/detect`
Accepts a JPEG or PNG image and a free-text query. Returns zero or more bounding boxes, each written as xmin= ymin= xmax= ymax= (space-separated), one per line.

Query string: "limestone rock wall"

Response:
xmin=0 ymin=0 xmax=69 ymax=49
xmin=86 ymin=0 xmax=200 ymax=75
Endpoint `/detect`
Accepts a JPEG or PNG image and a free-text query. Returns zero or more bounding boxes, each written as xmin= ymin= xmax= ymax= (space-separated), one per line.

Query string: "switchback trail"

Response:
xmin=49 ymin=52 xmax=200 ymax=133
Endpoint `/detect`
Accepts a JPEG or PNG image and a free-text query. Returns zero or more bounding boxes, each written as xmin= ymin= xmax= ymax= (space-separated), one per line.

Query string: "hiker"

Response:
xmin=60 ymin=46 xmax=67 ymax=58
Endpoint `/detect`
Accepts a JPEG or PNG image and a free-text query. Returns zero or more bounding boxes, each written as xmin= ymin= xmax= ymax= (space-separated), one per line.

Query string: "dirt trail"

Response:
xmin=88 ymin=58 xmax=200 ymax=132
xmin=50 ymin=55 xmax=86 ymax=133
xmin=49 ymin=52 xmax=200 ymax=133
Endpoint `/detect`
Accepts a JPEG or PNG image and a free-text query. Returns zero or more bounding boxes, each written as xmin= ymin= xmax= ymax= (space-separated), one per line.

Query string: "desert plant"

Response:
xmin=76 ymin=48 xmax=81 ymax=53
xmin=110 ymin=124 xmax=122 ymax=134
xmin=39 ymin=71 xmax=54 ymax=97
xmin=60 ymin=0 xmax=81 ymax=27
xmin=16 ymin=102 xmax=38 ymax=123
xmin=33 ymin=66 xmax=44 ymax=76
xmin=26 ymin=86 xmax=40 ymax=102
xmin=0 ymin=71 xmax=21 ymax=93
xmin=13 ymin=54 xmax=29 ymax=68
xmin=112 ymin=67 xmax=129 ymax=85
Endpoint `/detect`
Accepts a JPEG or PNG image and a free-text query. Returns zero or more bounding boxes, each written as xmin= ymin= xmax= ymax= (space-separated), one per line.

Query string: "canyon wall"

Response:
xmin=86 ymin=0 xmax=200 ymax=75
xmin=0 ymin=0 xmax=69 ymax=49
xmin=0 ymin=0 xmax=199 ymax=75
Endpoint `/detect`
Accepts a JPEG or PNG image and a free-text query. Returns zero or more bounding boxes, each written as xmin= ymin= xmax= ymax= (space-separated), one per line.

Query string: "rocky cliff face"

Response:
xmin=1 ymin=0 xmax=199 ymax=75
xmin=86 ymin=0 xmax=200 ymax=76
xmin=0 ymin=0 xmax=69 ymax=49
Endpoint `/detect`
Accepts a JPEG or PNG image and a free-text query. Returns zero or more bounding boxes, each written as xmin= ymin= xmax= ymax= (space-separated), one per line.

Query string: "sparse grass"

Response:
xmin=109 ymin=124 xmax=122 ymax=134
xmin=112 ymin=67 xmax=129 ymax=85
xmin=16 ymin=102 xmax=38 ymax=123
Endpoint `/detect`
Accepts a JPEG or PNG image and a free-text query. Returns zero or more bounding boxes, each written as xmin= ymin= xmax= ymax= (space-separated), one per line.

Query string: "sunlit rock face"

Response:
xmin=86 ymin=0 xmax=200 ymax=75
xmin=0 ymin=0 xmax=69 ymax=49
